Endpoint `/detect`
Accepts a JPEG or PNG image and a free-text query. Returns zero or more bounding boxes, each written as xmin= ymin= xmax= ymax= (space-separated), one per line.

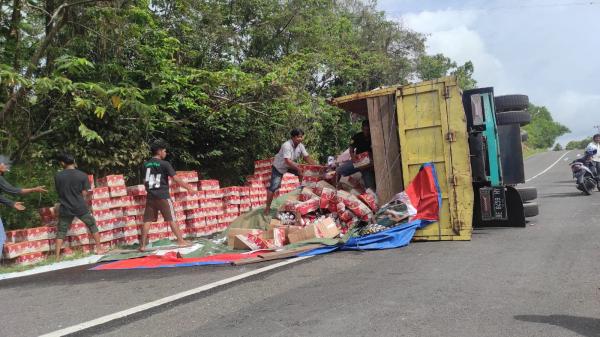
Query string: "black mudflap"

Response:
xmin=473 ymin=185 xmax=526 ymax=227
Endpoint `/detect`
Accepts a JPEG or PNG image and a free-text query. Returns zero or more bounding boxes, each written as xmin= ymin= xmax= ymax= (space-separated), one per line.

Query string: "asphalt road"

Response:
xmin=3 ymin=150 xmax=600 ymax=337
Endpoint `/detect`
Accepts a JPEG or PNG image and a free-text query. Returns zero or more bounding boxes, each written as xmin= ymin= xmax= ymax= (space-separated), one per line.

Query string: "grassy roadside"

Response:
xmin=0 ymin=251 xmax=92 ymax=274
xmin=523 ymin=146 xmax=547 ymax=159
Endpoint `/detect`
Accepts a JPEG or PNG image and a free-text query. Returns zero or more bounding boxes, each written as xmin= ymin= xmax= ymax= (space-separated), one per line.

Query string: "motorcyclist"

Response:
xmin=571 ymin=147 xmax=598 ymax=186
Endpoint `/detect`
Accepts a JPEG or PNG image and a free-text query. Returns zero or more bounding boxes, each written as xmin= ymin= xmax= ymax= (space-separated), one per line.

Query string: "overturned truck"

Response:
xmin=331 ymin=76 xmax=538 ymax=241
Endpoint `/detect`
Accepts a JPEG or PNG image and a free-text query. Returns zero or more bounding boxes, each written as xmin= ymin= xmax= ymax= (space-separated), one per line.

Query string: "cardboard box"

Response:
xmin=287 ymin=225 xmax=317 ymax=244
xmin=227 ymin=228 xmax=264 ymax=249
xmin=352 ymin=151 xmax=371 ymax=169
xmin=314 ymin=218 xmax=340 ymax=239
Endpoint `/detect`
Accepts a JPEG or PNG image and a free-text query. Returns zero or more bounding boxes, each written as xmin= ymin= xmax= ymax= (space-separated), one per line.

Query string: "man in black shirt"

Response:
xmin=140 ymin=141 xmax=195 ymax=251
xmin=54 ymin=153 xmax=106 ymax=259
xmin=0 ymin=155 xmax=47 ymax=258
xmin=337 ymin=120 xmax=376 ymax=190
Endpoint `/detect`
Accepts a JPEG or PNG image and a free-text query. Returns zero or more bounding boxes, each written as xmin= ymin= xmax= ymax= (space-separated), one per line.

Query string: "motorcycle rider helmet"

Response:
xmin=584 ymin=145 xmax=597 ymax=156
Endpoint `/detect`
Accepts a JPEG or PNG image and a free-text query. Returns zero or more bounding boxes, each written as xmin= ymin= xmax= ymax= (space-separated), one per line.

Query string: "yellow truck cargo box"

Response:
xmin=332 ymin=76 xmax=473 ymax=241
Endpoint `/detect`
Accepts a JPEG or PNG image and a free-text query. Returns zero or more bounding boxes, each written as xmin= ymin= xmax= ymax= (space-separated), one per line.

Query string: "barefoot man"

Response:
xmin=139 ymin=141 xmax=194 ymax=251
xmin=54 ymin=153 xmax=106 ymax=259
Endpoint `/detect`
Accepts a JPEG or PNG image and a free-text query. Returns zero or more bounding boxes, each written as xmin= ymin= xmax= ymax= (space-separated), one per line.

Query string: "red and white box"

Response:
xmin=301 ymin=176 xmax=320 ymax=187
xmin=176 ymin=210 xmax=186 ymax=222
xmin=185 ymin=217 xmax=206 ymax=229
xmin=123 ymin=216 xmax=137 ymax=226
xmin=12 ymin=252 xmax=46 ymax=266
xmin=205 ymin=215 xmax=218 ymax=226
xmin=239 ymin=203 xmax=251 ymax=213
xmin=203 ymin=198 xmax=223 ymax=208
xmin=222 ymin=186 xmax=241 ymax=197
xmin=352 ymin=152 xmax=371 ymax=169
xmin=223 ymin=195 xmax=241 ymax=205
xmin=124 ymin=205 xmax=145 ymax=216
xmin=185 ymin=208 xmax=205 ymax=220
xmin=171 ymin=201 xmax=184 ymax=212
xmin=112 ymin=228 xmax=124 ymax=240
xmin=5 ymin=229 xmax=25 ymax=243
xmin=123 ymin=225 xmax=139 ymax=237
xmin=205 ymin=189 xmax=224 ymax=199
xmin=273 ymin=227 xmax=288 ymax=247
xmin=174 ymin=171 xmax=199 ymax=183
xmin=110 ymin=185 xmax=128 ymax=198
xmin=235 ymin=233 xmax=274 ymax=250
xmin=239 ymin=187 xmax=251 ymax=197
xmin=245 ymin=175 xmax=264 ymax=188
xmin=170 ymin=182 xmax=199 ymax=194
xmin=298 ymin=164 xmax=326 ymax=178
xmin=88 ymin=198 xmax=112 ymax=211
xmin=23 ymin=226 xmax=56 ymax=241
xmin=69 ymin=233 xmax=93 ymax=246
xmin=250 ymin=187 xmax=266 ymax=196
xmin=88 ymin=175 xmax=95 ymax=189
xmin=282 ymin=173 xmax=301 ymax=183
xmin=98 ymin=230 xmax=114 ymax=243
xmin=254 ymin=158 xmax=274 ymax=170
xmin=198 ymin=179 xmax=220 ymax=191
xmin=97 ymin=175 xmax=126 ymax=188
xmin=295 ymin=198 xmax=320 ymax=215
xmin=223 ymin=213 xmax=237 ymax=223
xmin=223 ymin=204 xmax=238 ymax=214
xmin=87 ymin=187 xmax=110 ymax=200
xmin=123 ymin=235 xmax=139 ymax=246
xmin=3 ymin=242 xmax=29 ymax=258
xmin=358 ymin=193 xmax=378 ymax=212
xmin=180 ymin=200 xmax=198 ymax=211
xmin=127 ymin=185 xmax=147 ymax=196
xmin=67 ymin=222 xmax=90 ymax=236
xmin=133 ymin=195 xmax=147 ymax=206
xmin=96 ymin=219 xmax=114 ymax=232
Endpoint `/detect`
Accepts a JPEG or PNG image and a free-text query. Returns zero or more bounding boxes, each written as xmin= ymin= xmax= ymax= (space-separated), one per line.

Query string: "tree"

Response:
xmin=565 ymin=137 xmax=592 ymax=150
xmin=522 ymin=104 xmax=570 ymax=149
xmin=553 ymin=143 xmax=563 ymax=151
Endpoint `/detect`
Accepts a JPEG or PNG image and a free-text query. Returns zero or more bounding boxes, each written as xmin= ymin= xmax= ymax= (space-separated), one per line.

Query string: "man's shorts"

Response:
xmin=143 ymin=198 xmax=175 ymax=222
xmin=268 ymin=166 xmax=300 ymax=193
xmin=57 ymin=212 xmax=98 ymax=240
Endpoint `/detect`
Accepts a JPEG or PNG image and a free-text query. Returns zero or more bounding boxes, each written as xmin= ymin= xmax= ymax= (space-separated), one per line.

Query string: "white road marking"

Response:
xmin=39 ymin=256 xmax=313 ymax=337
xmin=525 ymin=151 xmax=571 ymax=182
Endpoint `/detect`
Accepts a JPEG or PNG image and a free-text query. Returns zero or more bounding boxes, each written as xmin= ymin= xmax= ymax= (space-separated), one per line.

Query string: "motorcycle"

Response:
xmin=570 ymin=161 xmax=600 ymax=195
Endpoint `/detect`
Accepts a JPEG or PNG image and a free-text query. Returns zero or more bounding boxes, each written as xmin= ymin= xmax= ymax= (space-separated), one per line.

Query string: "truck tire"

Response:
xmin=496 ymin=110 xmax=531 ymax=126
xmin=523 ymin=202 xmax=539 ymax=218
xmin=521 ymin=131 xmax=528 ymax=142
xmin=495 ymin=95 xmax=529 ymax=112
xmin=516 ymin=186 xmax=537 ymax=202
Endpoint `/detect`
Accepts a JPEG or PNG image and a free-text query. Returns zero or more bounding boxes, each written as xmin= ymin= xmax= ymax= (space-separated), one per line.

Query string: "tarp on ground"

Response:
xmin=92 ymin=163 xmax=441 ymax=270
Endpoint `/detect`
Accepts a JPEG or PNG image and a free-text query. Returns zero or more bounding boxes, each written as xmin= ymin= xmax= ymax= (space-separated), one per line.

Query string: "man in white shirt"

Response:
xmin=587 ymin=134 xmax=600 ymax=175
xmin=264 ymin=128 xmax=316 ymax=215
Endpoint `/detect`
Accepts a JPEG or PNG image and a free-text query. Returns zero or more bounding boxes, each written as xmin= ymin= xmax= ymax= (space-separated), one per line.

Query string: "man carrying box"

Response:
xmin=140 ymin=141 xmax=195 ymax=251
xmin=337 ymin=120 xmax=375 ymax=190
xmin=0 ymin=155 xmax=48 ymax=258
xmin=54 ymin=153 xmax=106 ymax=260
xmin=264 ymin=128 xmax=316 ymax=215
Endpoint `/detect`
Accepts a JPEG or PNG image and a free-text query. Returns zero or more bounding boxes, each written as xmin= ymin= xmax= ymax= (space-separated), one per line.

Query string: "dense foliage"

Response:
xmin=522 ymin=103 xmax=569 ymax=149
xmin=0 ymin=0 xmax=477 ymax=228
xmin=565 ymin=137 xmax=593 ymax=150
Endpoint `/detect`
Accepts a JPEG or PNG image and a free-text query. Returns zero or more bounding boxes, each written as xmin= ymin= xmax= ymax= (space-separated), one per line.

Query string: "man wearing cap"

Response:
xmin=0 ymin=156 xmax=48 ymax=258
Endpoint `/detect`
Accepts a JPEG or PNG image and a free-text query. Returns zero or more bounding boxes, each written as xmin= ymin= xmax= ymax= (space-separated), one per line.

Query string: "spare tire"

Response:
xmin=521 ymin=131 xmax=528 ymax=142
xmin=495 ymin=95 xmax=529 ymax=112
xmin=516 ymin=186 xmax=537 ymax=202
xmin=523 ymin=202 xmax=539 ymax=218
xmin=496 ymin=110 xmax=531 ymax=126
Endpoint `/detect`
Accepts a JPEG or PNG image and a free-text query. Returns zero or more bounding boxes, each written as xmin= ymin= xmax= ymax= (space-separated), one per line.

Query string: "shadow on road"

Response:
xmin=540 ymin=192 xmax=584 ymax=199
xmin=514 ymin=314 xmax=600 ymax=337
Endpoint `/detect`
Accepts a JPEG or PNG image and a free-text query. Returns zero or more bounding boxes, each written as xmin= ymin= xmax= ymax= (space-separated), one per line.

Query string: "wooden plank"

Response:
xmin=367 ymin=97 xmax=389 ymax=203
xmin=379 ymin=95 xmax=404 ymax=196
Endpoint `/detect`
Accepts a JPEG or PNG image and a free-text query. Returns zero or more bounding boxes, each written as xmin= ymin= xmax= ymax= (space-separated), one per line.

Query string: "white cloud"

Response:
xmin=554 ymin=91 xmax=600 ymax=143
xmin=399 ymin=10 xmax=513 ymax=92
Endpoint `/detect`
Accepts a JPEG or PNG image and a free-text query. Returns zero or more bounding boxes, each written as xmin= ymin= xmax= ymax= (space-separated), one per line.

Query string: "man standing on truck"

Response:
xmin=337 ymin=120 xmax=376 ymax=191
xmin=0 ymin=155 xmax=48 ymax=258
xmin=54 ymin=153 xmax=106 ymax=260
xmin=140 ymin=140 xmax=195 ymax=252
xmin=587 ymin=134 xmax=600 ymax=176
xmin=264 ymin=128 xmax=317 ymax=215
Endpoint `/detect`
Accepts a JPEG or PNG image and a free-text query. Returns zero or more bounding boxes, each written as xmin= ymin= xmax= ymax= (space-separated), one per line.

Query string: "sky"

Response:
xmin=376 ymin=0 xmax=600 ymax=144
